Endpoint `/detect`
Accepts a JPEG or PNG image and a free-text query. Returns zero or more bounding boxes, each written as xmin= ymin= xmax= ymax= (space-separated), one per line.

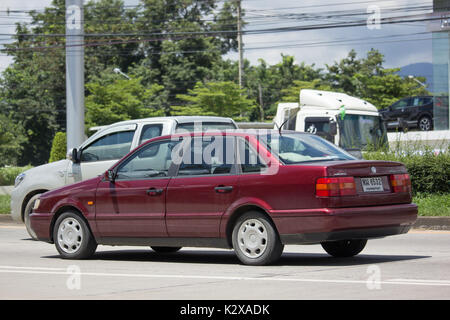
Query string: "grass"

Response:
xmin=0 ymin=193 xmax=449 ymax=216
xmin=413 ymin=193 xmax=450 ymax=217
xmin=0 ymin=195 xmax=10 ymax=214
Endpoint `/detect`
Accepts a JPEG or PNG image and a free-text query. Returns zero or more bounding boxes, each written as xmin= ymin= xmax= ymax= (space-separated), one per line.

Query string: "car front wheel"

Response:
xmin=418 ymin=116 xmax=432 ymax=131
xmin=53 ymin=211 xmax=97 ymax=259
xmin=321 ymin=239 xmax=367 ymax=257
xmin=24 ymin=194 xmax=41 ymax=240
xmin=232 ymin=211 xmax=284 ymax=266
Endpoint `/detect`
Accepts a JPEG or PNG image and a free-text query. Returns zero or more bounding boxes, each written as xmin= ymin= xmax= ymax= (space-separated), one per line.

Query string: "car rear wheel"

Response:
xmin=24 ymin=194 xmax=41 ymax=240
xmin=232 ymin=211 xmax=284 ymax=266
xmin=151 ymin=246 xmax=182 ymax=253
xmin=321 ymin=239 xmax=367 ymax=257
xmin=418 ymin=116 xmax=432 ymax=131
xmin=53 ymin=211 xmax=97 ymax=259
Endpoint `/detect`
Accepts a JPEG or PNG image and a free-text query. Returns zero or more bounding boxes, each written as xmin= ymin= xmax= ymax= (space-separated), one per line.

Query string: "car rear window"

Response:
xmin=259 ymin=133 xmax=355 ymax=164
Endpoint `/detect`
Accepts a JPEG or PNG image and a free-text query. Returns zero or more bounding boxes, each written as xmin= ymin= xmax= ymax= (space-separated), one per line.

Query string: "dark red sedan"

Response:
xmin=30 ymin=130 xmax=417 ymax=265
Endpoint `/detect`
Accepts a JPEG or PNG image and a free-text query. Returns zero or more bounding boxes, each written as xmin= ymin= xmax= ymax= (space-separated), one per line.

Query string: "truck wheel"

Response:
xmin=321 ymin=239 xmax=367 ymax=257
xmin=232 ymin=211 xmax=284 ymax=265
xmin=24 ymin=194 xmax=41 ymax=240
xmin=418 ymin=116 xmax=432 ymax=131
xmin=53 ymin=211 xmax=97 ymax=259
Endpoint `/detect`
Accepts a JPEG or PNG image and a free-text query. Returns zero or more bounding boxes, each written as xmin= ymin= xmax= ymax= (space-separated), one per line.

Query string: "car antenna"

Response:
xmin=276 ymin=113 xmax=297 ymax=135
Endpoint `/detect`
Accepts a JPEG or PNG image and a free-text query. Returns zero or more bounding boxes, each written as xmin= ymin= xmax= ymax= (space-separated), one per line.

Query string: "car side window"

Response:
xmin=392 ymin=98 xmax=410 ymax=110
xmin=177 ymin=136 xmax=236 ymax=176
xmin=80 ymin=131 xmax=134 ymax=162
xmin=237 ymin=138 xmax=267 ymax=173
xmin=116 ymin=140 xmax=180 ymax=180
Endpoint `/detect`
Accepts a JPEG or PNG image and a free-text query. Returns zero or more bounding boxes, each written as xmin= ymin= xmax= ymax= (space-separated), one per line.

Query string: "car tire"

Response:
xmin=53 ymin=211 xmax=97 ymax=259
xmin=151 ymin=246 xmax=182 ymax=253
xmin=232 ymin=211 xmax=284 ymax=266
xmin=24 ymin=194 xmax=41 ymax=240
xmin=321 ymin=239 xmax=367 ymax=258
xmin=418 ymin=116 xmax=432 ymax=131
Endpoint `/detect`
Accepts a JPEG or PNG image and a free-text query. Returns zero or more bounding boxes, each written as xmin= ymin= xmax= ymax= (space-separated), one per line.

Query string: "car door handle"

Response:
xmin=147 ymin=188 xmax=164 ymax=196
xmin=215 ymin=186 xmax=233 ymax=193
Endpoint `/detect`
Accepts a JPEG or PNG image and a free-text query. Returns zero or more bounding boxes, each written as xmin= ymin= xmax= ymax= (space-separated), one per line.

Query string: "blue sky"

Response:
xmin=0 ymin=0 xmax=433 ymax=73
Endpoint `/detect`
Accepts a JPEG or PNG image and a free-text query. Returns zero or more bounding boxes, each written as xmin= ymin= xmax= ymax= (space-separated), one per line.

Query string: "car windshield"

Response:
xmin=338 ymin=115 xmax=388 ymax=150
xmin=175 ymin=121 xmax=236 ymax=133
xmin=259 ymin=133 xmax=355 ymax=164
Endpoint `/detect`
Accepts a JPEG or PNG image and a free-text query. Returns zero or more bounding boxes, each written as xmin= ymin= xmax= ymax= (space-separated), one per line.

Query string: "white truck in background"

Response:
xmin=271 ymin=89 xmax=388 ymax=155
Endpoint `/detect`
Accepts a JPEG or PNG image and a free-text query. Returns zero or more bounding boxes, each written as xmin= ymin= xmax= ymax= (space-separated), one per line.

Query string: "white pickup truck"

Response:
xmin=11 ymin=116 xmax=237 ymax=238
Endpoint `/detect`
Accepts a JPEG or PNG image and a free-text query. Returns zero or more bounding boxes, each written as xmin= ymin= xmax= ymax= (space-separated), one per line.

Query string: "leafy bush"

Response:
xmin=364 ymin=150 xmax=450 ymax=195
xmin=0 ymin=166 xmax=32 ymax=186
xmin=49 ymin=132 xmax=67 ymax=163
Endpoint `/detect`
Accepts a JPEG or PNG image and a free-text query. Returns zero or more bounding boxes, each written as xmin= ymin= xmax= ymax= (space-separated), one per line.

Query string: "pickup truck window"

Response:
xmin=175 ymin=122 xmax=236 ymax=133
xmin=80 ymin=130 xmax=134 ymax=162
xmin=139 ymin=124 xmax=163 ymax=145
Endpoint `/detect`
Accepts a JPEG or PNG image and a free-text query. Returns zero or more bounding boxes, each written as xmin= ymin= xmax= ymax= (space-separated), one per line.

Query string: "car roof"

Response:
xmin=110 ymin=116 xmax=236 ymax=127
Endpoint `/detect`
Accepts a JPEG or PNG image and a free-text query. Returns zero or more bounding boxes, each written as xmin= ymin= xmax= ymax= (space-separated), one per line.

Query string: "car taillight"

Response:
xmin=390 ymin=174 xmax=411 ymax=193
xmin=316 ymin=177 xmax=356 ymax=197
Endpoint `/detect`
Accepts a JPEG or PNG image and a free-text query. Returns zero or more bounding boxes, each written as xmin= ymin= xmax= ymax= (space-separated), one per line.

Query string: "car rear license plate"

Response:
xmin=361 ymin=177 xmax=384 ymax=192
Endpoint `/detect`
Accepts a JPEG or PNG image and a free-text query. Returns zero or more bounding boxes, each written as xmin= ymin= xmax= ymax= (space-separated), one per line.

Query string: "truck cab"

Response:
xmin=273 ymin=90 xmax=387 ymax=153
xmin=11 ymin=116 xmax=237 ymax=238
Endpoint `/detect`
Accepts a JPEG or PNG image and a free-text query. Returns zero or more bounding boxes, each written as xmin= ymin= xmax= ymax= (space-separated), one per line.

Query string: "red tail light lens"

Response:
xmin=316 ymin=177 xmax=356 ymax=197
xmin=390 ymin=174 xmax=411 ymax=193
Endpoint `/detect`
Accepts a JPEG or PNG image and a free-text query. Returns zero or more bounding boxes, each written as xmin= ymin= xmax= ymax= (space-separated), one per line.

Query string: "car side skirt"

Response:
xmin=97 ymin=237 xmax=231 ymax=249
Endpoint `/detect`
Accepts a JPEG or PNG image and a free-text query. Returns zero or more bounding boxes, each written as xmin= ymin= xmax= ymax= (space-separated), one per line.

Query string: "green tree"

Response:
xmin=48 ymin=132 xmax=67 ymax=163
xmin=280 ymin=79 xmax=334 ymax=103
xmin=173 ymin=81 xmax=256 ymax=121
xmin=0 ymin=113 xmax=27 ymax=167
xmin=85 ymin=76 xmax=164 ymax=128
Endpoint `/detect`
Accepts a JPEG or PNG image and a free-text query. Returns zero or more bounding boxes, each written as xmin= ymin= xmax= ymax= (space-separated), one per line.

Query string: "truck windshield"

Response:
xmin=338 ymin=115 xmax=388 ymax=151
xmin=259 ymin=133 xmax=355 ymax=164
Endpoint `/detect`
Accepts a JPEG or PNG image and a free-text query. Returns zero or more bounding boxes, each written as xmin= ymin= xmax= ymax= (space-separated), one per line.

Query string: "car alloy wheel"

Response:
xmin=232 ymin=211 xmax=284 ymax=265
xmin=419 ymin=116 xmax=432 ymax=131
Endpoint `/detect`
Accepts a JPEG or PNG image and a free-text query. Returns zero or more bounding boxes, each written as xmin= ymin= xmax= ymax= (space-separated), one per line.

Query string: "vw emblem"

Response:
xmin=371 ymin=167 xmax=377 ymax=174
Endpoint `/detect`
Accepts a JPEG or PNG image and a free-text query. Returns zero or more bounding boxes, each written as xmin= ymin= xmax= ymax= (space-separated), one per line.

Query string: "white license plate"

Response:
xmin=361 ymin=177 xmax=384 ymax=192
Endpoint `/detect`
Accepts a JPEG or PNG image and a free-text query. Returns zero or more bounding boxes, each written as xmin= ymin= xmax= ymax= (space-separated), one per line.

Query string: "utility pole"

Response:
xmin=237 ymin=0 xmax=244 ymax=89
xmin=65 ymin=0 xmax=85 ymax=151
xmin=258 ymin=83 xmax=265 ymax=121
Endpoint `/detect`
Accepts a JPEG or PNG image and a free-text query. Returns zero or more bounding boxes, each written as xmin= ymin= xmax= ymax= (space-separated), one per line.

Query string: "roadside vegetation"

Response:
xmin=0 ymin=166 xmax=32 ymax=186
xmin=0 ymin=195 xmax=10 ymax=214
xmin=364 ymin=145 xmax=450 ymax=216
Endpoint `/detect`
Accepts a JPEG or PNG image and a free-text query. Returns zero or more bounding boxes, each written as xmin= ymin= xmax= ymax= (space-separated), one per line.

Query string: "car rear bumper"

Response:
xmin=30 ymin=213 xmax=53 ymax=243
xmin=270 ymin=203 xmax=418 ymax=244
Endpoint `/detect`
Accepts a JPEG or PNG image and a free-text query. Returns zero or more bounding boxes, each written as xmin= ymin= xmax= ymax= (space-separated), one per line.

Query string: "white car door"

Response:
xmin=67 ymin=124 xmax=137 ymax=184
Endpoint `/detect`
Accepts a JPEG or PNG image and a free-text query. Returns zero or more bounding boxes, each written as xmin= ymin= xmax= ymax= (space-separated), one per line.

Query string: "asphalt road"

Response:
xmin=1 ymin=223 xmax=450 ymax=300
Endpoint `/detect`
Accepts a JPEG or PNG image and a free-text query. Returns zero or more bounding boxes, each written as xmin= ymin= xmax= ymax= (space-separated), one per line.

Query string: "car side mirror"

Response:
xmin=67 ymin=148 xmax=80 ymax=163
xmin=104 ymin=170 xmax=116 ymax=183
xmin=329 ymin=120 xmax=337 ymax=136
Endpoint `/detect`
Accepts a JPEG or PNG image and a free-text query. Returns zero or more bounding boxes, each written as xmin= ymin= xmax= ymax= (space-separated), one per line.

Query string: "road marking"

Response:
xmin=0 ymin=225 xmax=25 ymax=229
xmin=0 ymin=266 xmax=449 ymax=287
